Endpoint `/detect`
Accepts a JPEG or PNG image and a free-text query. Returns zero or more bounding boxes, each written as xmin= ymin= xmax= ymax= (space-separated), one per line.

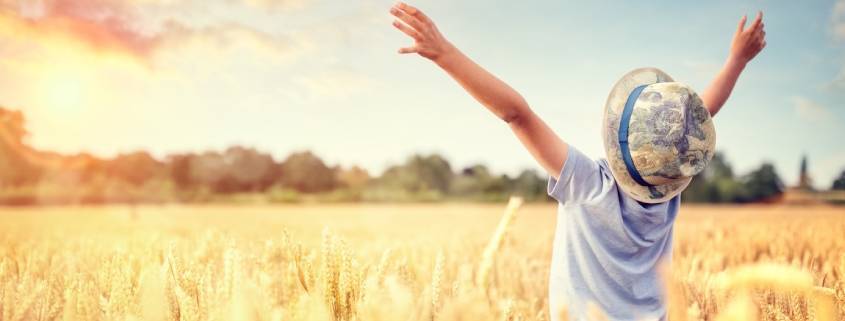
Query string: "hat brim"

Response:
xmin=601 ymin=68 xmax=691 ymax=204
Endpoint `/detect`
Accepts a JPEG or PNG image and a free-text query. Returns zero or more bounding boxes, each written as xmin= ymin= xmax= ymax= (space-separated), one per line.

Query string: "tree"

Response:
xmin=740 ymin=163 xmax=784 ymax=202
xmin=451 ymin=164 xmax=528 ymax=200
xmin=168 ymin=153 xmax=195 ymax=189
xmin=189 ymin=151 xmax=229 ymax=191
xmin=683 ymin=152 xmax=743 ymax=203
xmin=380 ymin=154 xmax=454 ymax=194
xmin=450 ymin=164 xmax=493 ymax=197
xmin=511 ymin=169 xmax=547 ymax=201
xmin=0 ymin=108 xmax=41 ymax=187
xmin=219 ymin=146 xmax=278 ymax=192
xmin=279 ymin=151 xmax=336 ymax=193
xmin=336 ymin=166 xmax=370 ymax=189
xmin=831 ymin=170 xmax=845 ymax=190
xmin=106 ymin=151 xmax=163 ymax=186
xmin=0 ymin=108 xmax=27 ymax=146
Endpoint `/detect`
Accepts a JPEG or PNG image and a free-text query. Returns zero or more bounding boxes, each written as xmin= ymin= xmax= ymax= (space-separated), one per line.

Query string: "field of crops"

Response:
xmin=0 ymin=202 xmax=843 ymax=321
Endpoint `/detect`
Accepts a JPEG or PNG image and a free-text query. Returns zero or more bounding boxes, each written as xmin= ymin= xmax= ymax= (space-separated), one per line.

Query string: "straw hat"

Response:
xmin=602 ymin=68 xmax=716 ymax=203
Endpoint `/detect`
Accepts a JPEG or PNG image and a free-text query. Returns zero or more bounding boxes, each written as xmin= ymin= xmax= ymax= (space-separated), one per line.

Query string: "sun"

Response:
xmin=36 ymin=63 xmax=90 ymax=115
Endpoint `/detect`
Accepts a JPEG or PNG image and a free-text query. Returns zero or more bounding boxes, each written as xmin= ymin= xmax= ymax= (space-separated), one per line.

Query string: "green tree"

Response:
xmin=279 ymin=151 xmax=336 ymax=193
xmin=683 ymin=152 xmax=743 ymax=203
xmin=740 ymin=163 xmax=784 ymax=202
xmin=511 ymin=169 xmax=547 ymax=201
xmin=450 ymin=164 xmax=493 ymax=198
xmin=832 ymin=170 xmax=845 ymax=190
xmin=380 ymin=154 xmax=453 ymax=195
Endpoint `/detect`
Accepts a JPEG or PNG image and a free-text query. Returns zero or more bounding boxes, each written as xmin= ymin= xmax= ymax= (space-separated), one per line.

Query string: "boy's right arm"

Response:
xmin=390 ymin=2 xmax=568 ymax=179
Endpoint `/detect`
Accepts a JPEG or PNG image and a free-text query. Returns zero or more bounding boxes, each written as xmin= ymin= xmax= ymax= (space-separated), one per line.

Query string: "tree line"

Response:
xmin=684 ymin=153 xmax=786 ymax=203
xmin=3 ymin=108 xmax=842 ymax=205
xmin=0 ymin=108 xmax=548 ymax=204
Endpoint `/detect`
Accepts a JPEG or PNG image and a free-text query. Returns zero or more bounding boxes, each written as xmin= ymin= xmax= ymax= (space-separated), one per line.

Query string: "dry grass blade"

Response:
xmin=476 ymin=196 xmax=523 ymax=290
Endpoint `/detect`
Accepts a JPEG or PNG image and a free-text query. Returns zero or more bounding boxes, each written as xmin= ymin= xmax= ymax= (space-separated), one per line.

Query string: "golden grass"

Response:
xmin=0 ymin=202 xmax=843 ymax=321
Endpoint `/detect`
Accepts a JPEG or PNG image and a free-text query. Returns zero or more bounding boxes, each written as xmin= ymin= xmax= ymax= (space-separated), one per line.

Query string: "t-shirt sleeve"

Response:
xmin=547 ymin=145 xmax=602 ymax=204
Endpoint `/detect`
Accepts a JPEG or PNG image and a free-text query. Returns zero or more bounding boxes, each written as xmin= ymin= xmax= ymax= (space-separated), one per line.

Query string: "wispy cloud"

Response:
xmin=833 ymin=0 xmax=845 ymax=42
xmin=831 ymin=68 xmax=845 ymax=91
xmin=238 ymin=0 xmax=309 ymax=10
xmin=791 ymin=96 xmax=834 ymax=122
xmin=294 ymin=69 xmax=378 ymax=102
xmin=826 ymin=0 xmax=845 ymax=91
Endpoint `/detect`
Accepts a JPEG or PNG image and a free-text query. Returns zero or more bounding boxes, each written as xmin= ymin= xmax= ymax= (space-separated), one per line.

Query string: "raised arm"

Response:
xmin=701 ymin=12 xmax=767 ymax=117
xmin=389 ymin=2 xmax=568 ymax=178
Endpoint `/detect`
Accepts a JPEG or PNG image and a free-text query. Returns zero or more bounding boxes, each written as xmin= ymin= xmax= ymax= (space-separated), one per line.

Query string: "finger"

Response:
xmin=396 ymin=2 xmax=418 ymax=16
xmin=398 ymin=2 xmax=431 ymax=24
xmin=390 ymin=5 xmax=425 ymax=31
xmin=750 ymin=11 xmax=763 ymax=30
xmin=736 ymin=15 xmax=747 ymax=34
xmin=761 ymin=40 xmax=767 ymax=49
xmin=753 ymin=29 xmax=765 ymax=43
xmin=398 ymin=46 xmax=418 ymax=54
xmin=392 ymin=20 xmax=421 ymax=40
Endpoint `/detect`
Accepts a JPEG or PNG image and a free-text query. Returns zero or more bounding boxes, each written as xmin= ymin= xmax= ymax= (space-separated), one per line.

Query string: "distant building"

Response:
xmin=795 ymin=154 xmax=813 ymax=191
xmin=782 ymin=154 xmax=845 ymax=205
xmin=783 ymin=154 xmax=819 ymax=204
xmin=797 ymin=154 xmax=814 ymax=191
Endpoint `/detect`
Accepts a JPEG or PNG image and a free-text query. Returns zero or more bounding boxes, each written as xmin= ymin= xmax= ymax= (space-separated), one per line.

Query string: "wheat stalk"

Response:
xmin=476 ymin=196 xmax=523 ymax=290
xmin=431 ymin=250 xmax=444 ymax=321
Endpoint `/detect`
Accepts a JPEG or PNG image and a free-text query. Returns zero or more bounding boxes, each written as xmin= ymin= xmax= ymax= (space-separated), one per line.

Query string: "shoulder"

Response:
xmin=547 ymin=147 xmax=615 ymax=204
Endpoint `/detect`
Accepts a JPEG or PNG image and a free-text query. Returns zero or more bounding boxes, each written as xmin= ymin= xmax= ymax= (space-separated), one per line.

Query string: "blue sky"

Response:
xmin=1 ymin=0 xmax=843 ymax=187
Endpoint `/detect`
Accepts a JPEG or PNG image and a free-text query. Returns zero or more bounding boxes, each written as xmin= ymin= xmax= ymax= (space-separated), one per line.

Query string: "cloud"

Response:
xmin=833 ymin=0 xmax=845 ymax=42
xmin=831 ymin=68 xmax=845 ymax=91
xmin=238 ymin=0 xmax=308 ymax=10
xmin=828 ymin=0 xmax=845 ymax=91
xmin=294 ymin=69 xmax=378 ymax=102
xmin=0 ymin=0 xmax=304 ymax=62
xmin=0 ymin=0 xmax=159 ymax=59
xmin=791 ymin=96 xmax=833 ymax=122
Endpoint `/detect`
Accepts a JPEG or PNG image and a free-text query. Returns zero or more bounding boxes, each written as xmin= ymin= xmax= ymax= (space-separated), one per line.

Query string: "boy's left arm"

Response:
xmin=701 ymin=12 xmax=767 ymax=117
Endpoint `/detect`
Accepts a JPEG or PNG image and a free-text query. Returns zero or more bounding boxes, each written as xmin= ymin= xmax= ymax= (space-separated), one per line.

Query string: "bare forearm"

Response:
xmin=702 ymin=11 xmax=767 ymax=117
xmin=435 ymin=46 xmax=567 ymax=177
xmin=508 ymin=111 xmax=568 ymax=179
xmin=434 ymin=45 xmax=531 ymax=123
xmin=701 ymin=57 xmax=745 ymax=117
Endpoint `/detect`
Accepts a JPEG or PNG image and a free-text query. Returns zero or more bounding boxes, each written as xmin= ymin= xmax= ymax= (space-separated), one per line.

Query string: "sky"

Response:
xmin=0 ymin=0 xmax=843 ymax=188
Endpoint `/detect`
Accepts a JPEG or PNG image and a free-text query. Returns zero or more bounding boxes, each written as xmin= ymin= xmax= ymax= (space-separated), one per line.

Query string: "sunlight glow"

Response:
xmin=36 ymin=63 xmax=90 ymax=116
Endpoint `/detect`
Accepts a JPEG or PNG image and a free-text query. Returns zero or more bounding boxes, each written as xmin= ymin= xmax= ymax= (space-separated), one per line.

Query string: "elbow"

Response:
xmin=501 ymin=100 xmax=531 ymax=126
xmin=501 ymin=110 xmax=523 ymax=125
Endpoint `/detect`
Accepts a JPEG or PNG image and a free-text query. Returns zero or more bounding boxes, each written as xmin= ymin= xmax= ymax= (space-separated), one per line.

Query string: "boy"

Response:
xmin=390 ymin=2 xmax=766 ymax=321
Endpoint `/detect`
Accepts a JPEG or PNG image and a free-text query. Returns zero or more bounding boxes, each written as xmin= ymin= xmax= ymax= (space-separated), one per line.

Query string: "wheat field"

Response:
xmin=0 ymin=201 xmax=843 ymax=321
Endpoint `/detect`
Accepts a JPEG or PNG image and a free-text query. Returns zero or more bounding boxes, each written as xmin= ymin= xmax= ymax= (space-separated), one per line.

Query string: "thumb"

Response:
xmin=736 ymin=15 xmax=747 ymax=34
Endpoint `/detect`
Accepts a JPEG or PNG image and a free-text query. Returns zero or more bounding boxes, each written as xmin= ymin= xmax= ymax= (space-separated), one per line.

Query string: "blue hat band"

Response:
xmin=617 ymin=84 xmax=654 ymax=187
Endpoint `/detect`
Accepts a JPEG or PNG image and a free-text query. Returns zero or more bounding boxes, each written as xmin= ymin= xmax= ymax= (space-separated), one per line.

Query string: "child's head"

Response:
xmin=602 ymin=68 xmax=716 ymax=203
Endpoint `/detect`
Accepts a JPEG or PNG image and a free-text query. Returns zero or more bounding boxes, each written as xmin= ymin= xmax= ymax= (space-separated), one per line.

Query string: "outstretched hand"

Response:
xmin=700 ymin=11 xmax=767 ymax=117
xmin=730 ymin=11 xmax=766 ymax=65
xmin=389 ymin=2 xmax=455 ymax=62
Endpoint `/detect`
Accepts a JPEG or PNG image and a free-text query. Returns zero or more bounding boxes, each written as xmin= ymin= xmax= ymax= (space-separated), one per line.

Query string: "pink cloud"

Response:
xmin=1 ymin=0 xmax=161 ymax=59
xmin=0 ymin=0 xmax=297 ymax=62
